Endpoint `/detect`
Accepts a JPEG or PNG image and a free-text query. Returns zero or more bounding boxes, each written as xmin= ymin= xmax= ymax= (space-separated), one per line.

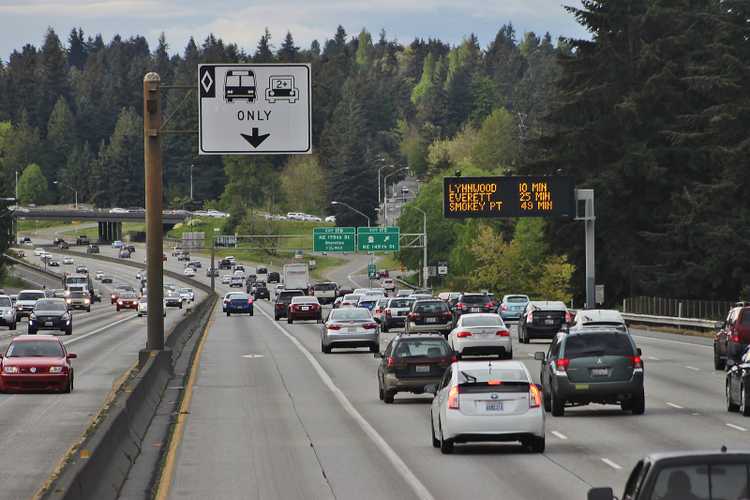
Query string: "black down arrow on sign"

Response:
xmin=240 ymin=128 xmax=270 ymax=148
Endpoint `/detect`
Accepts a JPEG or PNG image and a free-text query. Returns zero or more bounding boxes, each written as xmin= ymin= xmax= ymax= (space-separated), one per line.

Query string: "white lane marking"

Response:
xmin=691 ymin=412 xmax=701 ymax=416
xmin=551 ymin=431 xmax=568 ymax=440
xmin=726 ymin=423 xmax=748 ymax=432
xmin=601 ymin=458 xmax=623 ymax=470
xmin=63 ymin=315 xmax=138 ymax=346
xmin=647 ymin=356 xmax=660 ymax=361
xmin=666 ymin=402 xmax=684 ymax=409
xmin=255 ymin=304 xmax=434 ymax=500
xmin=685 ymin=366 xmax=700 ymax=371
xmin=630 ymin=333 xmax=711 ymax=350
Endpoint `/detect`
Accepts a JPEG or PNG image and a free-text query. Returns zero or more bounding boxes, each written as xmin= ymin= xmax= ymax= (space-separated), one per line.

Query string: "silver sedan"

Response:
xmin=448 ymin=313 xmax=512 ymax=359
xmin=321 ymin=307 xmax=379 ymax=354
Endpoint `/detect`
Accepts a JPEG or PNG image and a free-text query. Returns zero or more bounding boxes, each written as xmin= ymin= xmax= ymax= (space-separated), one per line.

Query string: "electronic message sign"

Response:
xmin=443 ymin=176 xmax=575 ymax=218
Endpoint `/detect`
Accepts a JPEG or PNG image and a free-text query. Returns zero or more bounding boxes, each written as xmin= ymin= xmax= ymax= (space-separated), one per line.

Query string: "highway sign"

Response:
xmin=357 ymin=227 xmax=400 ymax=252
xmin=198 ymin=64 xmax=311 ymax=155
xmin=368 ymin=263 xmax=377 ymax=279
xmin=313 ymin=227 xmax=355 ymax=253
xmin=443 ymin=176 xmax=575 ymax=218
xmin=437 ymin=261 xmax=448 ymax=276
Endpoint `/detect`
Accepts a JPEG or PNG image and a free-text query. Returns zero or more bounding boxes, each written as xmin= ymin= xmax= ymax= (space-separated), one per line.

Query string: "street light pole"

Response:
xmin=52 ymin=181 xmax=78 ymax=209
xmin=383 ymin=167 xmax=409 ymax=226
xmin=410 ymin=206 xmax=428 ymax=289
xmin=330 ymin=201 xmax=370 ymax=227
xmin=190 ymin=163 xmax=194 ymax=201
xmin=15 ymin=171 xmax=18 ymax=201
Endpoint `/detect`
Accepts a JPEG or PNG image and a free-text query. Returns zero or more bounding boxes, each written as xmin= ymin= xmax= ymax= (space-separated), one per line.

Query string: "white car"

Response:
xmin=33 ymin=248 xmax=44 ymax=256
xmin=63 ymin=257 xmax=74 ymax=265
xmin=221 ymin=275 xmax=232 ymax=285
xmin=448 ymin=313 xmax=512 ymax=359
xmin=137 ymin=297 xmax=166 ymax=317
xmin=325 ymin=215 xmax=336 ymax=223
xmin=429 ymin=360 xmax=545 ymax=454
xmin=95 ymin=271 xmax=104 ymax=280
xmin=179 ymin=287 xmax=195 ymax=302
xmin=382 ymin=278 xmax=396 ymax=292
xmin=109 ymin=207 xmax=129 ymax=214
xmin=570 ymin=309 xmax=627 ymax=331
xmin=183 ymin=267 xmax=196 ymax=277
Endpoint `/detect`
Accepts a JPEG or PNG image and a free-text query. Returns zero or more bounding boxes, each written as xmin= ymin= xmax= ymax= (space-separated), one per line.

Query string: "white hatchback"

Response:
xmin=429 ymin=360 xmax=544 ymax=454
xmin=183 ymin=267 xmax=196 ymax=277
xmin=448 ymin=313 xmax=512 ymax=359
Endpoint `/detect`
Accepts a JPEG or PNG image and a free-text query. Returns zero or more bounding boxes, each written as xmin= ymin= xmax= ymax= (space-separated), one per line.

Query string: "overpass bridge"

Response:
xmin=12 ymin=208 xmax=189 ymax=242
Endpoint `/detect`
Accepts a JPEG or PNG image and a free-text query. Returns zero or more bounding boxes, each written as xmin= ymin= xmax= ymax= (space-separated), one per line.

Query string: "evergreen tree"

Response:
xmin=45 ymin=96 xmax=76 ymax=190
xmin=36 ymin=28 xmax=70 ymax=130
xmin=67 ymin=28 xmax=87 ymax=69
xmin=278 ymin=32 xmax=299 ymax=62
xmin=254 ymin=28 xmax=274 ymax=62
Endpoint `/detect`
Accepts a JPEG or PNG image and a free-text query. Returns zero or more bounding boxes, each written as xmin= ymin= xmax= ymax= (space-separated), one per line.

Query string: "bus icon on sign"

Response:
xmin=224 ymin=69 xmax=256 ymax=102
xmin=265 ymin=76 xmax=298 ymax=104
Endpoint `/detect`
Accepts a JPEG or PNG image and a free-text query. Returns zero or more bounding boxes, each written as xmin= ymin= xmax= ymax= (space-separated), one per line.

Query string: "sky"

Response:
xmin=0 ymin=0 xmax=589 ymax=61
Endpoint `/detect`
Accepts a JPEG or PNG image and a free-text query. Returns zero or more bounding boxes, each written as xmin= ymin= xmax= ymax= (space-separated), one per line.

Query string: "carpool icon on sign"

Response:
xmin=266 ymin=76 xmax=299 ymax=104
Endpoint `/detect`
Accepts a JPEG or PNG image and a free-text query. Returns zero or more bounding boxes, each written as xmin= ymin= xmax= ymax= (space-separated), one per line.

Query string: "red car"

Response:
xmin=116 ymin=292 xmax=139 ymax=311
xmin=714 ymin=305 xmax=750 ymax=369
xmin=288 ymin=297 xmax=322 ymax=324
xmin=0 ymin=335 xmax=76 ymax=393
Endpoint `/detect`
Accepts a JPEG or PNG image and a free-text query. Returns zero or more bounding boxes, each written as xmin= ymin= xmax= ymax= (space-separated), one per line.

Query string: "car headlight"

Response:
xmin=49 ymin=366 xmax=63 ymax=374
xmin=117 ymin=300 xmax=123 ymax=305
xmin=62 ymin=312 xmax=70 ymax=320
xmin=29 ymin=313 xmax=36 ymax=321
xmin=84 ymin=298 xmax=90 ymax=304
xmin=16 ymin=305 xmax=22 ymax=311
xmin=3 ymin=366 xmax=18 ymax=374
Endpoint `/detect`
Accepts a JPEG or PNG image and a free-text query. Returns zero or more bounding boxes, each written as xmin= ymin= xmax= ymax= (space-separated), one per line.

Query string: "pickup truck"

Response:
xmin=588 ymin=448 xmax=750 ymax=500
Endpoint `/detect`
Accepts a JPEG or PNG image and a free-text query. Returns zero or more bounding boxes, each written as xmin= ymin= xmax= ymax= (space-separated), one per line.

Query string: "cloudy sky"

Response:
xmin=0 ymin=0 xmax=588 ymax=60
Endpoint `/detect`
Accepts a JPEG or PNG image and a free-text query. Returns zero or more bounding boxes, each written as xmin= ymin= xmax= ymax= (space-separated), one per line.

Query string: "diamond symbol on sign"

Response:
xmin=201 ymin=70 xmax=214 ymax=93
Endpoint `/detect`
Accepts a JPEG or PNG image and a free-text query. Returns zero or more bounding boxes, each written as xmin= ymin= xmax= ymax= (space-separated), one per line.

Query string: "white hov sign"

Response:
xmin=198 ymin=64 xmax=311 ymax=155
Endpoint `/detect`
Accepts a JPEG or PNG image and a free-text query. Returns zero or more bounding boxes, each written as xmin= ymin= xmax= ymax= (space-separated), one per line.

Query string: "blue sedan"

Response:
xmin=498 ymin=294 xmax=529 ymax=322
xmin=225 ymin=293 xmax=254 ymax=316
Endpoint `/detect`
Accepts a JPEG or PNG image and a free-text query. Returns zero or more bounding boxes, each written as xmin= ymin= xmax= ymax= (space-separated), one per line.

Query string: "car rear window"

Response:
xmin=330 ymin=308 xmax=372 ymax=321
xmin=315 ymin=283 xmax=337 ymax=291
xmin=35 ymin=300 xmax=65 ymax=310
xmin=564 ymin=333 xmax=634 ymax=359
xmin=506 ymin=296 xmax=528 ymax=303
xmin=292 ymin=297 xmax=318 ymax=304
xmin=343 ymin=294 xmax=362 ymax=301
xmin=0 ymin=297 xmax=10 ymax=307
xmin=414 ymin=302 xmax=448 ymax=314
xmin=459 ymin=368 xmax=527 ymax=383
xmin=740 ymin=310 xmax=750 ymax=325
xmin=389 ymin=299 xmax=414 ymax=308
xmin=461 ymin=295 xmax=489 ymax=304
xmin=651 ymin=464 xmax=750 ymax=500
xmin=461 ymin=316 xmax=504 ymax=327
xmin=279 ymin=291 xmax=304 ymax=300
xmin=393 ymin=339 xmax=450 ymax=358
xmin=18 ymin=292 xmax=45 ymax=301
xmin=230 ymin=294 xmax=250 ymax=301
xmin=7 ymin=341 xmax=64 ymax=358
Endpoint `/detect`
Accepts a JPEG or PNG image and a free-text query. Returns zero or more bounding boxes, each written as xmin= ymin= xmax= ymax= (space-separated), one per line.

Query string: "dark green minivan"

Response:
xmin=536 ymin=328 xmax=644 ymax=416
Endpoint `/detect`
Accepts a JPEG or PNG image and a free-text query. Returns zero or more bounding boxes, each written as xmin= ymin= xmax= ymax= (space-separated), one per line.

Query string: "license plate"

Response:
xmin=45 ymin=321 xmax=53 ymax=326
xmin=591 ymin=368 xmax=609 ymax=377
xmin=485 ymin=401 xmax=503 ymax=411
xmin=425 ymin=317 xmax=437 ymax=323
xmin=544 ymin=319 xmax=554 ymax=325
xmin=415 ymin=365 xmax=430 ymax=373
xmin=471 ymin=308 xmax=481 ymax=312
xmin=301 ymin=306 xmax=309 ymax=311
xmin=346 ymin=327 xmax=355 ymax=333
xmin=575 ymin=384 xmax=590 ymax=390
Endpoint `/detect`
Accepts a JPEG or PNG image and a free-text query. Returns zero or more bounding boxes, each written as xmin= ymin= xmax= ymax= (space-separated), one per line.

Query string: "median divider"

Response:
xmin=30 ymin=248 xmax=217 ymax=500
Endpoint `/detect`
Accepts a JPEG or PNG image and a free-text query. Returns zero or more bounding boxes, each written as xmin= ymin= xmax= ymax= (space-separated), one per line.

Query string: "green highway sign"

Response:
xmin=313 ymin=227 xmax=356 ymax=253
xmin=357 ymin=226 xmax=400 ymax=252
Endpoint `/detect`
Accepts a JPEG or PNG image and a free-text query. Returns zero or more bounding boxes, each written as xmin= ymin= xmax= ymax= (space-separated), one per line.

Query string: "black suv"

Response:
xmin=518 ymin=301 xmax=570 ymax=343
xmin=250 ymin=281 xmax=270 ymax=300
xmin=274 ymin=289 xmax=305 ymax=320
xmin=86 ymin=244 xmax=99 ymax=254
xmin=375 ymin=334 xmax=454 ymax=403
xmin=267 ymin=272 xmax=281 ymax=284
xmin=538 ymin=328 xmax=644 ymax=416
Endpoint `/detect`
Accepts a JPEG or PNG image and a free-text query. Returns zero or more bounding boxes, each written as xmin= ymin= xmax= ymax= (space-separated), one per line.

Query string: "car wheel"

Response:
xmin=439 ymin=421 xmax=454 ymax=454
xmin=63 ymin=376 xmax=72 ymax=393
xmin=543 ymin=385 xmax=552 ymax=412
xmin=383 ymin=390 xmax=395 ymax=404
xmin=382 ymin=322 xmax=389 ymax=333
xmin=505 ymin=350 xmax=513 ymax=360
xmin=430 ymin=413 xmax=440 ymax=448
xmin=65 ymin=328 xmax=72 ymax=336
xmin=714 ymin=346 xmax=726 ymax=370
xmin=179 ymin=303 xmax=183 ymax=309
xmin=551 ymin=389 xmax=565 ymax=417
xmin=631 ymin=389 xmax=646 ymax=415
xmin=378 ymin=380 xmax=384 ymax=401
xmin=274 ymin=315 xmax=279 ymax=321
xmin=138 ymin=313 xmax=142 ymax=317
xmin=321 ymin=343 xmax=331 ymax=354
xmin=741 ymin=384 xmax=750 ymax=417
xmin=9 ymin=322 xmax=15 ymax=331
xmin=728 ymin=380 xmax=740 ymax=411
xmin=370 ymin=343 xmax=379 ymax=353
xmin=288 ymin=317 xmax=293 ymax=324
xmin=116 ymin=307 xmax=120 ymax=312
xmin=86 ymin=307 xmax=91 ymax=313
xmin=527 ymin=436 xmax=545 ymax=453
xmin=28 ymin=328 xmax=36 ymax=335
xmin=227 ymin=312 xmax=231 ymax=317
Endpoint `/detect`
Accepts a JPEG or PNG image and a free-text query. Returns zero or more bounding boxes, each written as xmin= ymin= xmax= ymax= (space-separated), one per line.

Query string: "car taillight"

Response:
xmin=408 ymin=312 xmax=418 ymax=320
xmin=565 ymin=311 xmax=572 ymax=323
xmin=442 ymin=311 xmax=453 ymax=319
xmin=375 ymin=308 xmax=382 ymax=314
xmin=363 ymin=323 xmax=378 ymax=330
xmin=501 ymin=304 xmax=508 ymax=311
xmin=527 ymin=311 xmax=534 ymax=322
xmin=529 ymin=384 xmax=542 ymax=408
xmin=111 ymin=294 xmax=116 ymax=299
xmin=247 ymin=298 xmax=253 ymax=304
xmin=387 ymin=356 xmax=395 ymax=368
xmin=627 ymin=355 xmax=643 ymax=369
xmin=456 ymin=331 xmax=473 ymax=338
xmin=731 ymin=334 xmax=741 ymax=343
xmin=496 ymin=330 xmax=510 ymax=337
xmin=456 ymin=303 xmax=464 ymax=310
xmin=484 ymin=304 xmax=492 ymax=310
xmin=117 ymin=300 xmax=123 ymax=305
xmin=327 ymin=323 xmax=342 ymax=330
xmin=450 ymin=355 xmax=458 ymax=363
xmin=555 ymin=358 xmax=570 ymax=372
xmin=385 ymin=309 xmax=392 ymax=316
xmin=447 ymin=386 xmax=460 ymax=410
xmin=276 ymin=303 xmax=284 ymax=309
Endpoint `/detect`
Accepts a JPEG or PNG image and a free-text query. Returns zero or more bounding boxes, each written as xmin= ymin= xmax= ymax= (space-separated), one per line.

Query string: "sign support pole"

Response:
xmin=143 ymin=72 xmax=164 ymax=351
xmin=575 ymin=189 xmax=595 ymax=309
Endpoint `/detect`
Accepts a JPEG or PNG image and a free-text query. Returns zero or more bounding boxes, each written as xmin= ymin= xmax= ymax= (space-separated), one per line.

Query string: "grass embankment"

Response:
xmin=17 ymin=220 xmax=72 ymax=232
xmin=0 ymin=271 xmax=32 ymax=290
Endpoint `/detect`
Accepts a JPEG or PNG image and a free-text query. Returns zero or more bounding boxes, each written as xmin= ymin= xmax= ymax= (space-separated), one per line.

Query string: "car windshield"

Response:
xmin=461 ymin=315 xmax=504 ymax=327
xmin=292 ymin=297 xmax=318 ymax=304
xmin=70 ymin=292 xmax=87 ymax=298
xmin=506 ymin=296 xmax=528 ymax=303
xmin=343 ymin=294 xmax=362 ymax=301
xmin=459 ymin=368 xmax=527 ymax=383
xmin=121 ymin=292 xmax=137 ymax=299
xmin=35 ymin=300 xmax=65 ymax=311
xmin=461 ymin=295 xmax=489 ymax=304
xmin=316 ymin=283 xmax=337 ymax=291
xmin=393 ymin=340 xmax=449 ymax=358
xmin=7 ymin=341 xmax=64 ymax=358
xmin=389 ymin=299 xmax=414 ymax=308
xmin=649 ymin=464 xmax=750 ymax=500
xmin=564 ymin=333 xmax=634 ymax=359
xmin=0 ymin=297 xmax=11 ymax=307
xmin=18 ymin=292 xmax=45 ymax=301
xmin=414 ymin=302 xmax=447 ymax=313
xmin=180 ymin=288 xmax=192 ymax=294
xmin=230 ymin=295 xmax=249 ymax=301
xmin=330 ymin=309 xmax=372 ymax=321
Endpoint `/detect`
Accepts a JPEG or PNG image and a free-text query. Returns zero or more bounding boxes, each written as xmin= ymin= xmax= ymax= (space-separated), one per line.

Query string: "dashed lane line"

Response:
xmin=551 ymin=431 xmax=568 ymax=440
xmin=601 ymin=458 xmax=622 ymax=470
xmin=726 ymin=423 xmax=748 ymax=432
xmin=666 ymin=402 xmax=684 ymax=409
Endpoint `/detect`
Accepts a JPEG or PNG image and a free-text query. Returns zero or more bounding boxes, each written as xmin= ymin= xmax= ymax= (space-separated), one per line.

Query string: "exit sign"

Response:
xmin=357 ymin=227 xmax=400 ymax=252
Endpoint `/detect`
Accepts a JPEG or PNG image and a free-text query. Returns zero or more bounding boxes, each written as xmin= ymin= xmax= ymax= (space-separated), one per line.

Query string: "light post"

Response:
xmin=52 ymin=180 xmax=78 ymax=209
xmin=330 ymin=200 xmax=370 ymax=227
xmin=190 ymin=163 xmax=194 ymax=201
xmin=408 ymin=205 xmax=428 ymax=289
xmin=15 ymin=171 xmax=18 ymax=201
xmin=383 ymin=167 xmax=409 ymax=226
xmin=377 ymin=163 xmax=395 ymax=223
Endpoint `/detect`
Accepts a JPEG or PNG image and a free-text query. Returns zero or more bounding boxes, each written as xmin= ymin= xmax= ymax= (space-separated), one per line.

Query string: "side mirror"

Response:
xmin=67 ymin=353 xmax=78 ymax=359
xmin=534 ymin=352 xmax=546 ymax=361
xmin=636 ymin=347 xmax=642 ymax=356
xmin=587 ymin=487 xmax=614 ymax=500
xmin=424 ymin=384 xmax=438 ymax=394
xmin=373 ymin=353 xmax=383 ymax=359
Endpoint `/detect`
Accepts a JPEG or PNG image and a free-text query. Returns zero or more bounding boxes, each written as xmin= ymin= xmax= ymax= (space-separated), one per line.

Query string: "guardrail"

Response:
xmin=621 ymin=312 xmax=720 ymax=331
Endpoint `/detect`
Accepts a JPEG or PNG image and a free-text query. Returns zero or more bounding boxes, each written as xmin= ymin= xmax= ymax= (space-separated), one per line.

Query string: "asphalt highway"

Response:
xmin=144 ymin=250 xmax=743 ymax=500
xmin=0 ymin=244 xmax=204 ymax=499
